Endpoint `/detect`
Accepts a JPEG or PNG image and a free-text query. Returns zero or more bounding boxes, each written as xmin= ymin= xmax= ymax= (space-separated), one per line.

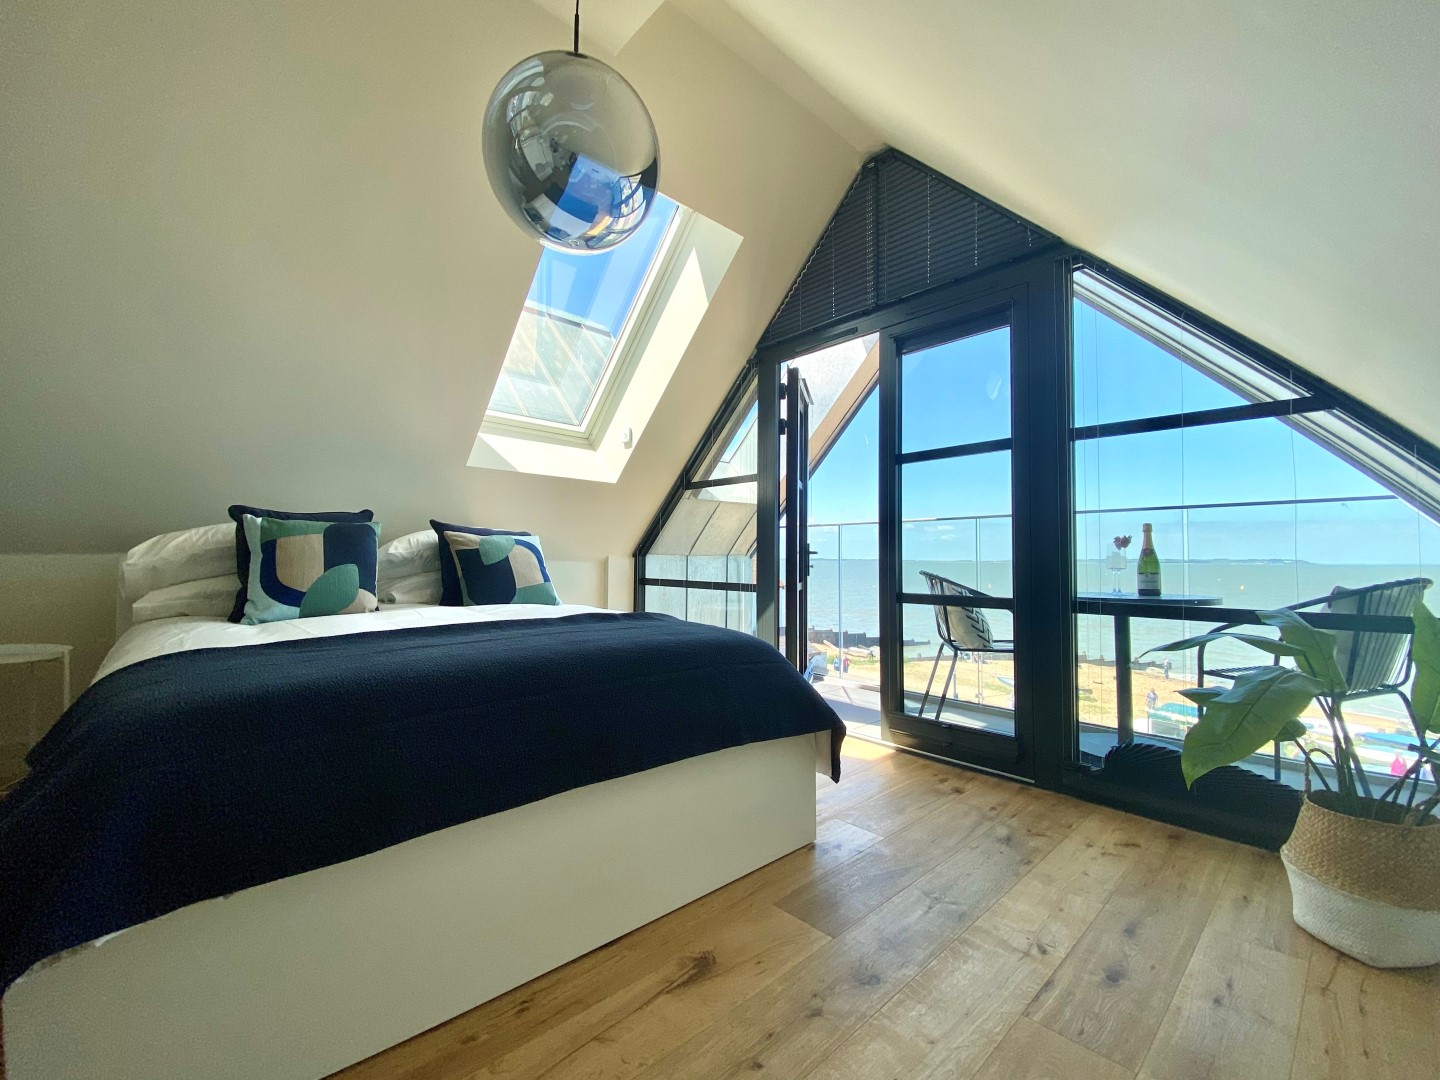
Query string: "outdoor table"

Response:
xmin=1075 ymin=592 xmax=1224 ymax=744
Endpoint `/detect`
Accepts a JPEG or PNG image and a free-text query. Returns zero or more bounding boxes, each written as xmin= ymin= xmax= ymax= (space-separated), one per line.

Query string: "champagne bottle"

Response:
xmin=1137 ymin=522 xmax=1161 ymax=597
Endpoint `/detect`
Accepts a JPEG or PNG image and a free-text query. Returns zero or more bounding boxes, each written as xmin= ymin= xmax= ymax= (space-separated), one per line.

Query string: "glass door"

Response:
xmin=782 ymin=367 xmax=812 ymax=668
xmin=882 ymin=307 xmax=1030 ymax=777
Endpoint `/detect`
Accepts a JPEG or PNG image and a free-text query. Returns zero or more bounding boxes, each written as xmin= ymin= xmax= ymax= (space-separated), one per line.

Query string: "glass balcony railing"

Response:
xmin=806 ymin=491 xmax=1440 ymax=792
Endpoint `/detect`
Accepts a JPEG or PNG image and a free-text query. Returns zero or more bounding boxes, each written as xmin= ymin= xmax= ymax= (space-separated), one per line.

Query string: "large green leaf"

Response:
xmin=1258 ymin=609 xmax=1346 ymax=695
xmin=1411 ymin=600 xmax=1440 ymax=734
xmin=1276 ymin=718 xmax=1310 ymax=742
xmin=1179 ymin=687 xmax=1227 ymax=706
xmin=1144 ymin=631 xmax=1305 ymax=659
xmin=1180 ymin=667 xmax=1326 ymax=787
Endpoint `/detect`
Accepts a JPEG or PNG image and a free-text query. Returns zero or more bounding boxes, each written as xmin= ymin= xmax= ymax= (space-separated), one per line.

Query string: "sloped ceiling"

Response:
xmin=0 ymin=1 xmax=860 ymax=559
xmin=677 ymin=0 xmax=1440 ymax=446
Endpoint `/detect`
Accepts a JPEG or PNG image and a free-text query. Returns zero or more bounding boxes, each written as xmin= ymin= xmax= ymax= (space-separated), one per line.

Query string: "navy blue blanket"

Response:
xmin=0 ymin=612 xmax=843 ymax=992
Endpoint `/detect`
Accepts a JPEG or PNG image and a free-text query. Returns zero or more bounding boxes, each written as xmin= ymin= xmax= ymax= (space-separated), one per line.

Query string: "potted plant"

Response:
xmin=1149 ymin=601 xmax=1440 ymax=967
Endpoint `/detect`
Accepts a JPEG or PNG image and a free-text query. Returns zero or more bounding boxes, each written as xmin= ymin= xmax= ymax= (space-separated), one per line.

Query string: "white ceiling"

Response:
xmin=673 ymin=0 xmax=1440 ymax=445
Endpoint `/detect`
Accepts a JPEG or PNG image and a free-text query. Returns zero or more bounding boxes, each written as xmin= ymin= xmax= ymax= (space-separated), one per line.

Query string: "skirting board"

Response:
xmin=4 ymin=733 xmax=825 ymax=1080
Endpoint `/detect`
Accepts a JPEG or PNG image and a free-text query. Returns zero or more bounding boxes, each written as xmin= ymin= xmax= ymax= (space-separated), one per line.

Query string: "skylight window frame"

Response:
xmin=482 ymin=204 xmax=697 ymax=450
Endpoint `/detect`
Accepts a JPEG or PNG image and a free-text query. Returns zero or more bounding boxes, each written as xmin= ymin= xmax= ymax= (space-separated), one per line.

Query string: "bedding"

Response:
xmin=239 ymin=515 xmax=381 ymax=623
xmin=378 ymin=571 xmax=443 ymax=606
xmin=129 ymin=575 xmax=238 ymax=624
xmin=429 ymin=518 xmax=529 ymax=605
xmin=441 ymin=530 xmax=560 ymax=606
xmin=0 ymin=608 xmax=844 ymax=994
xmin=377 ymin=529 xmax=441 ymax=580
xmin=227 ymin=504 xmax=374 ymax=622
xmin=118 ymin=522 xmax=235 ymax=602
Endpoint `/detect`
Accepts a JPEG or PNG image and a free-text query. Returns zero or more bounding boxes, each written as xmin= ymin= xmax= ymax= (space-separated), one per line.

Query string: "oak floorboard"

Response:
xmin=477 ymin=905 xmax=828 ymax=1080
xmin=776 ymin=773 xmax=1020 ymax=937
xmin=334 ymin=817 xmax=879 ymax=1080
xmin=836 ymin=758 xmax=988 ymax=837
xmin=1138 ymin=846 xmax=1311 ymax=1080
xmin=340 ymin=749 xmax=1440 ymax=1080
xmin=815 ymin=748 xmax=929 ymax=826
xmin=631 ymin=788 xmax=1081 ymax=1080
xmin=804 ymin=808 xmax=1154 ymax=1080
xmin=1023 ymin=822 xmax=1235 ymax=1071
xmin=1289 ymin=947 xmax=1440 ymax=1080
xmin=970 ymin=1017 xmax=1134 ymax=1080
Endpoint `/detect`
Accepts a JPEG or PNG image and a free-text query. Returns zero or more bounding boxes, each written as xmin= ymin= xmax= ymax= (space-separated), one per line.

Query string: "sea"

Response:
xmin=800 ymin=557 xmax=1430 ymax=718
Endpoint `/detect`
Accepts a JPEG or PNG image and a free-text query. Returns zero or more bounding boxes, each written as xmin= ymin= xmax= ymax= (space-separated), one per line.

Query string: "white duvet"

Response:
xmin=94 ymin=603 xmax=609 ymax=684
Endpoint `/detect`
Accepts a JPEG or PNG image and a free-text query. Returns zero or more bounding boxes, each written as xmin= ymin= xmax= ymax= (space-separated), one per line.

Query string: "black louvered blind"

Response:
xmin=760 ymin=150 xmax=1059 ymax=347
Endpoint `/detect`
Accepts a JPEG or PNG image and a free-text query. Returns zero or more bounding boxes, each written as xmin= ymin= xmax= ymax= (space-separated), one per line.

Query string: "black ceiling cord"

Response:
xmin=573 ymin=0 xmax=581 ymax=55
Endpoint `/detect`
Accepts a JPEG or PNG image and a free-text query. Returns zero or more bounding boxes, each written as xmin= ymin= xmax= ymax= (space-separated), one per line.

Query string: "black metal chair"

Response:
xmin=916 ymin=571 xmax=1014 ymax=721
xmin=1196 ymin=577 xmax=1432 ymax=779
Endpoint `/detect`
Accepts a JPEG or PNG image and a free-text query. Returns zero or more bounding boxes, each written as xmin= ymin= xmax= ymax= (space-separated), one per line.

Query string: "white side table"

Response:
xmin=0 ymin=644 xmax=72 ymax=791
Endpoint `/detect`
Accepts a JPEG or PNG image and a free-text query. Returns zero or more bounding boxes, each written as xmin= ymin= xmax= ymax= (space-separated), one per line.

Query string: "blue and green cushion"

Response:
xmin=240 ymin=515 xmax=381 ymax=624
xmin=428 ymin=518 xmax=529 ymax=606
xmin=227 ymin=504 xmax=373 ymax=622
xmin=441 ymin=530 xmax=561 ymax=607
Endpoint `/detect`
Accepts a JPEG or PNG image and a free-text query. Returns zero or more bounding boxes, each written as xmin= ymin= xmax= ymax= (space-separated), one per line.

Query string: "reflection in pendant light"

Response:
xmin=481 ymin=1 xmax=660 ymax=253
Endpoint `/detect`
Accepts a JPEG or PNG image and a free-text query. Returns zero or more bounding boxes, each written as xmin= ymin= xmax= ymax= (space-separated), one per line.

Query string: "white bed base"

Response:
xmin=4 ymin=732 xmax=828 ymax=1080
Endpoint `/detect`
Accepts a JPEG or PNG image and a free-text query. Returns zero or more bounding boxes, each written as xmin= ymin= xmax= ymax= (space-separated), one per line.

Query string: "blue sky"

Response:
xmin=525 ymin=195 xmax=677 ymax=335
xmin=807 ymin=302 xmax=1432 ymax=570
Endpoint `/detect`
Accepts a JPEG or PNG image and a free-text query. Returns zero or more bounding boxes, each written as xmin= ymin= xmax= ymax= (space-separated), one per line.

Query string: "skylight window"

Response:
xmin=487 ymin=196 xmax=682 ymax=429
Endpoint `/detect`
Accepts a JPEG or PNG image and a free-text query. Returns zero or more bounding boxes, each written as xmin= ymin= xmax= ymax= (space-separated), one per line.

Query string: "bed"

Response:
xmin=1 ymin=602 xmax=843 ymax=1080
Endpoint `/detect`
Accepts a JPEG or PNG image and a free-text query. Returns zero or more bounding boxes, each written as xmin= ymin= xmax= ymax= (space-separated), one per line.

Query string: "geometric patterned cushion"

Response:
xmin=240 ymin=515 xmax=381 ymax=625
xmin=227 ymin=503 xmax=374 ymax=622
xmin=442 ymin=531 xmax=560 ymax=607
xmin=428 ymin=518 xmax=531 ymax=606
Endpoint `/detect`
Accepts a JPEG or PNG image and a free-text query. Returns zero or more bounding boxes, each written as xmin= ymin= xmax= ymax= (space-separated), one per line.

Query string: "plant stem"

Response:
xmin=1317 ymin=698 xmax=1355 ymax=799
xmin=1299 ymin=747 xmax=1335 ymax=791
xmin=1331 ymin=701 xmax=1373 ymax=800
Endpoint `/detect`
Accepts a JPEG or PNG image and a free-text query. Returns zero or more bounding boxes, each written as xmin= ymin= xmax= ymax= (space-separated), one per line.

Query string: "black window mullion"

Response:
xmin=685 ymin=473 xmax=758 ymax=490
xmin=896 ymin=436 xmax=1013 ymax=466
xmin=639 ymin=578 xmax=758 ymax=594
xmin=1070 ymin=394 xmax=1331 ymax=442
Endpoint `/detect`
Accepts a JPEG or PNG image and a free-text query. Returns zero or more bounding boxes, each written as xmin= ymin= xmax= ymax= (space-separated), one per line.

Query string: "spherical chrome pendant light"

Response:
xmin=482 ymin=1 xmax=660 ymax=253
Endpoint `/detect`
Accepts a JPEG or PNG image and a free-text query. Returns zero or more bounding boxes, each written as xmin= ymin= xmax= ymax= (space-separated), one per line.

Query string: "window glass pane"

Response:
xmin=685 ymin=589 xmax=752 ymax=631
xmin=646 ymin=490 xmax=756 ymax=574
xmin=900 ymin=451 xmax=1013 ymax=597
xmin=810 ymin=390 xmax=878 ymax=532
xmin=700 ymin=400 xmax=758 ymax=481
xmin=644 ymin=585 xmax=686 ymax=619
xmin=901 ymin=326 xmax=1011 ymax=453
xmin=1073 ymin=298 xmax=1250 ymax=427
xmin=1070 ymin=271 xmax=1439 ymax=801
xmin=1071 ymin=269 xmax=1302 ymax=428
xmin=899 ymin=602 xmax=1015 ymax=731
xmin=487 ymin=196 xmax=681 ymax=427
xmin=787 ymin=334 xmax=879 ymax=446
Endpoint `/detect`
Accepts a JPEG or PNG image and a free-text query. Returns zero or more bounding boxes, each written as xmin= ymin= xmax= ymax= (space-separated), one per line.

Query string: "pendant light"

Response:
xmin=481 ymin=0 xmax=660 ymax=253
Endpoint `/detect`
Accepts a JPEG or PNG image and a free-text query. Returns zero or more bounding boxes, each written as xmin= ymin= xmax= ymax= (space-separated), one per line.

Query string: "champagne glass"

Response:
xmin=1105 ymin=548 xmax=1127 ymax=594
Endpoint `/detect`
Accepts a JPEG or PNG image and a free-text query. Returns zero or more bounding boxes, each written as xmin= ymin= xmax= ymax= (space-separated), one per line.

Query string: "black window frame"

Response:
xmin=635 ymin=154 xmax=1440 ymax=847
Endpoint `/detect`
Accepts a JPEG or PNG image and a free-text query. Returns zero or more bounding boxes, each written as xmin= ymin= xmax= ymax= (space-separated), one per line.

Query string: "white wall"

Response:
xmin=0 ymin=1 xmax=860 ymax=672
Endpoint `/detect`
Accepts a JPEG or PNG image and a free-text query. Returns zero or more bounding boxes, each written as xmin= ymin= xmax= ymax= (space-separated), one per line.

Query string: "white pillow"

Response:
xmin=379 ymin=572 xmax=443 ymax=606
xmin=378 ymin=530 xmax=440 ymax=584
xmin=130 ymin=576 xmax=238 ymax=623
xmin=119 ymin=523 xmax=236 ymax=602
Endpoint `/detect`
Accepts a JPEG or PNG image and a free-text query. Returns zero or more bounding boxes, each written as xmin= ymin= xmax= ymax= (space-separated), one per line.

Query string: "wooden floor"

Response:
xmin=337 ymin=740 xmax=1440 ymax=1080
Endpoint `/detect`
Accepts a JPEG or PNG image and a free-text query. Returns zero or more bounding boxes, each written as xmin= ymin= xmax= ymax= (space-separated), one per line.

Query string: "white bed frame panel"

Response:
xmin=4 ymin=733 xmax=825 ymax=1080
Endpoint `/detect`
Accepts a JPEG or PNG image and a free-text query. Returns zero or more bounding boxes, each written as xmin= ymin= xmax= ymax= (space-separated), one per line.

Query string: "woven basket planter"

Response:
xmin=1280 ymin=791 xmax=1440 ymax=967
